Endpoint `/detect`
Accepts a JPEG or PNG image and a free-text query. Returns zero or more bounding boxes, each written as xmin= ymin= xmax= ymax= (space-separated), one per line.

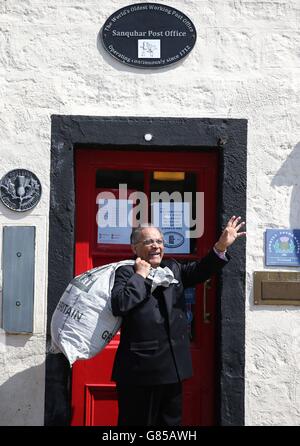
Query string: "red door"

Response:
xmin=71 ymin=149 xmax=218 ymax=426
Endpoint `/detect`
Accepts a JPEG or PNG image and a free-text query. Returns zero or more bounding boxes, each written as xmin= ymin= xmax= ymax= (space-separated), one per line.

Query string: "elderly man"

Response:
xmin=111 ymin=216 xmax=245 ymax=426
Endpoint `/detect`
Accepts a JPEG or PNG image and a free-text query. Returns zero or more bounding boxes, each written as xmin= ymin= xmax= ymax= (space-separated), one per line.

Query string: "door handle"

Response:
xmin=203 ymin=278 xmax=212 ymax=323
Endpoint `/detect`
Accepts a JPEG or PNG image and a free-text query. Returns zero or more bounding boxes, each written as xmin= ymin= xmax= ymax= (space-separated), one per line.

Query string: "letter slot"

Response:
xmin=3 ymin=226 xmax=35 ymax=333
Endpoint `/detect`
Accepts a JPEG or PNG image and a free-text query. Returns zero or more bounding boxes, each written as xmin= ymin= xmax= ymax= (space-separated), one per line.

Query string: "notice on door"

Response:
xmin=152 ymin=201 xmax=190 ymax=254
xmin=97 ymin=198 xmax=133 ymax=244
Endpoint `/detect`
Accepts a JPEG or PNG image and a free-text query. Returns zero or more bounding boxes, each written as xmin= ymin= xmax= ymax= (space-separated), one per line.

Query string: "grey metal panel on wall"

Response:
xmin=3 ymin=226 xmax=35 ymax=333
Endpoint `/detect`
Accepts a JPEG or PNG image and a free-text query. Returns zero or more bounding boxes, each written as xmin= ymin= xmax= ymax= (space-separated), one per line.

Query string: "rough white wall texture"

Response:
xmin=0 ymin=0 xmax=299 ymax=426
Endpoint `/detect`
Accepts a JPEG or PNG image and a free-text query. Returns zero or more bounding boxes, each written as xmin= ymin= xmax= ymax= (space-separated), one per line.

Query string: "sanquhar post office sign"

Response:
xmin=101 ymin=3 xmax=197 ymax=68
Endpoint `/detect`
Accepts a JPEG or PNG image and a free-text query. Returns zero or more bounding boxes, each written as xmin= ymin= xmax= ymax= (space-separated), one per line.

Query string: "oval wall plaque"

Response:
xmin=101 ymin=3 xmax=197 ymax=68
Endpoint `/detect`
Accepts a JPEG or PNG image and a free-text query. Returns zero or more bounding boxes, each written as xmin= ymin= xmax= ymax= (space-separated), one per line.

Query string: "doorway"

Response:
xmin=45 ymin=116 xmax=247 ymax=426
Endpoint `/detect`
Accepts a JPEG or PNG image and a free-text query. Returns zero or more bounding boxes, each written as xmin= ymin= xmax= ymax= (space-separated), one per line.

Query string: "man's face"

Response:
xmin=132 ymin=227 xmax=165 ymax=268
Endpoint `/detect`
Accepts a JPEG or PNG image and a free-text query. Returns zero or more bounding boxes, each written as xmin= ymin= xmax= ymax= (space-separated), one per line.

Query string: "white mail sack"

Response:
xmin=50 ymin=260 xmax=134 ymax=366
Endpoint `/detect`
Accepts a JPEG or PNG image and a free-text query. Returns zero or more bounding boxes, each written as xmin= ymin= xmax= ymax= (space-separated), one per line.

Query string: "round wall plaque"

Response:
xmin=101 ymin=3 xmax=197 ymax=68
xmin=0 ymin=169 xmax=42 ymax=212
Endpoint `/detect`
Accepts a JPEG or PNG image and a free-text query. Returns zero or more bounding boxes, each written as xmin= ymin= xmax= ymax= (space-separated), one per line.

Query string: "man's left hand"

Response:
xmin=214 ymin=215 xmax=246 ymax=252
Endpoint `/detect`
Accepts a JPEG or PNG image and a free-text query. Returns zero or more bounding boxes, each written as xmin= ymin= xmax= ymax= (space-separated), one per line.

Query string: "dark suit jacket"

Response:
xmin=111 ymin=250 xmax=228 ymax=386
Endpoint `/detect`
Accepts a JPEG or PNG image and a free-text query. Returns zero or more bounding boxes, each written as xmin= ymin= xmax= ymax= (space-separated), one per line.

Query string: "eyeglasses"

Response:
xmin=137 ymin=238 xmax=164 ymax=246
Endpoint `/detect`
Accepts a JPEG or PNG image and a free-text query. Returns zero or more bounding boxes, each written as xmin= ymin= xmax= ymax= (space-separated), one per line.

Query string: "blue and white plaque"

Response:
xmin=265 ymin=229 xmax=300 ymax=266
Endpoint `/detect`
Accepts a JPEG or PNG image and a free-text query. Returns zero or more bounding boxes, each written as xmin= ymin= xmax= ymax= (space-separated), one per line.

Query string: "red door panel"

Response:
xmin=72 ymin=346 xmax=119 ymax=426
xmin=72 ymin=149 xmax=218 ymax=426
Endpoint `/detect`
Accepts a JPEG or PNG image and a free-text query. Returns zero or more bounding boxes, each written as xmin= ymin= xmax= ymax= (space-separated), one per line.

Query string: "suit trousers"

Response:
xmin=116 ymin=381 xmax=182 ymax=426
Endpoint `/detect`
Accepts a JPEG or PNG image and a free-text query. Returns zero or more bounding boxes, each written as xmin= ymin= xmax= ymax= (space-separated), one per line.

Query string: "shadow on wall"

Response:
xmin=0 ymin=343 xmax=71 ymax=426
xmin=0 ymin=362 xmax=45 ymax=426
xmin=271 ymin=142 xmax=300 ymax=228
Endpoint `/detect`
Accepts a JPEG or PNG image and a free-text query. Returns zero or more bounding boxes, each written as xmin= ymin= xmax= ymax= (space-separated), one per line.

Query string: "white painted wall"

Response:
xmin=0 ymin=0 xmax=299 ymax=425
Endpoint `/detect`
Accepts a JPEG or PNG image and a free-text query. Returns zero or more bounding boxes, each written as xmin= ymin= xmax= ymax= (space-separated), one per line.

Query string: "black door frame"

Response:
xmin=45 ymin=115 xmax=247 ymax=426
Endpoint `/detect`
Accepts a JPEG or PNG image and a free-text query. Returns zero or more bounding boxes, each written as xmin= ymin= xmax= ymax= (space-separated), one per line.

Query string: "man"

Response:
xmin=111 ymin=216 xmax=246 ymax=426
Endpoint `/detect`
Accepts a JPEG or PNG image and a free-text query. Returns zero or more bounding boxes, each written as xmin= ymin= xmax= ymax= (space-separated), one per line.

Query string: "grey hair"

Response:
xmin=130 ymin=224 xmax=163 ymax=245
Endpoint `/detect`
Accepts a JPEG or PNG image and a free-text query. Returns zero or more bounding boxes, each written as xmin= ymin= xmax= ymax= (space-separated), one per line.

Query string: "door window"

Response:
xmin=94 ymin=169 xmax=199 ymax=256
